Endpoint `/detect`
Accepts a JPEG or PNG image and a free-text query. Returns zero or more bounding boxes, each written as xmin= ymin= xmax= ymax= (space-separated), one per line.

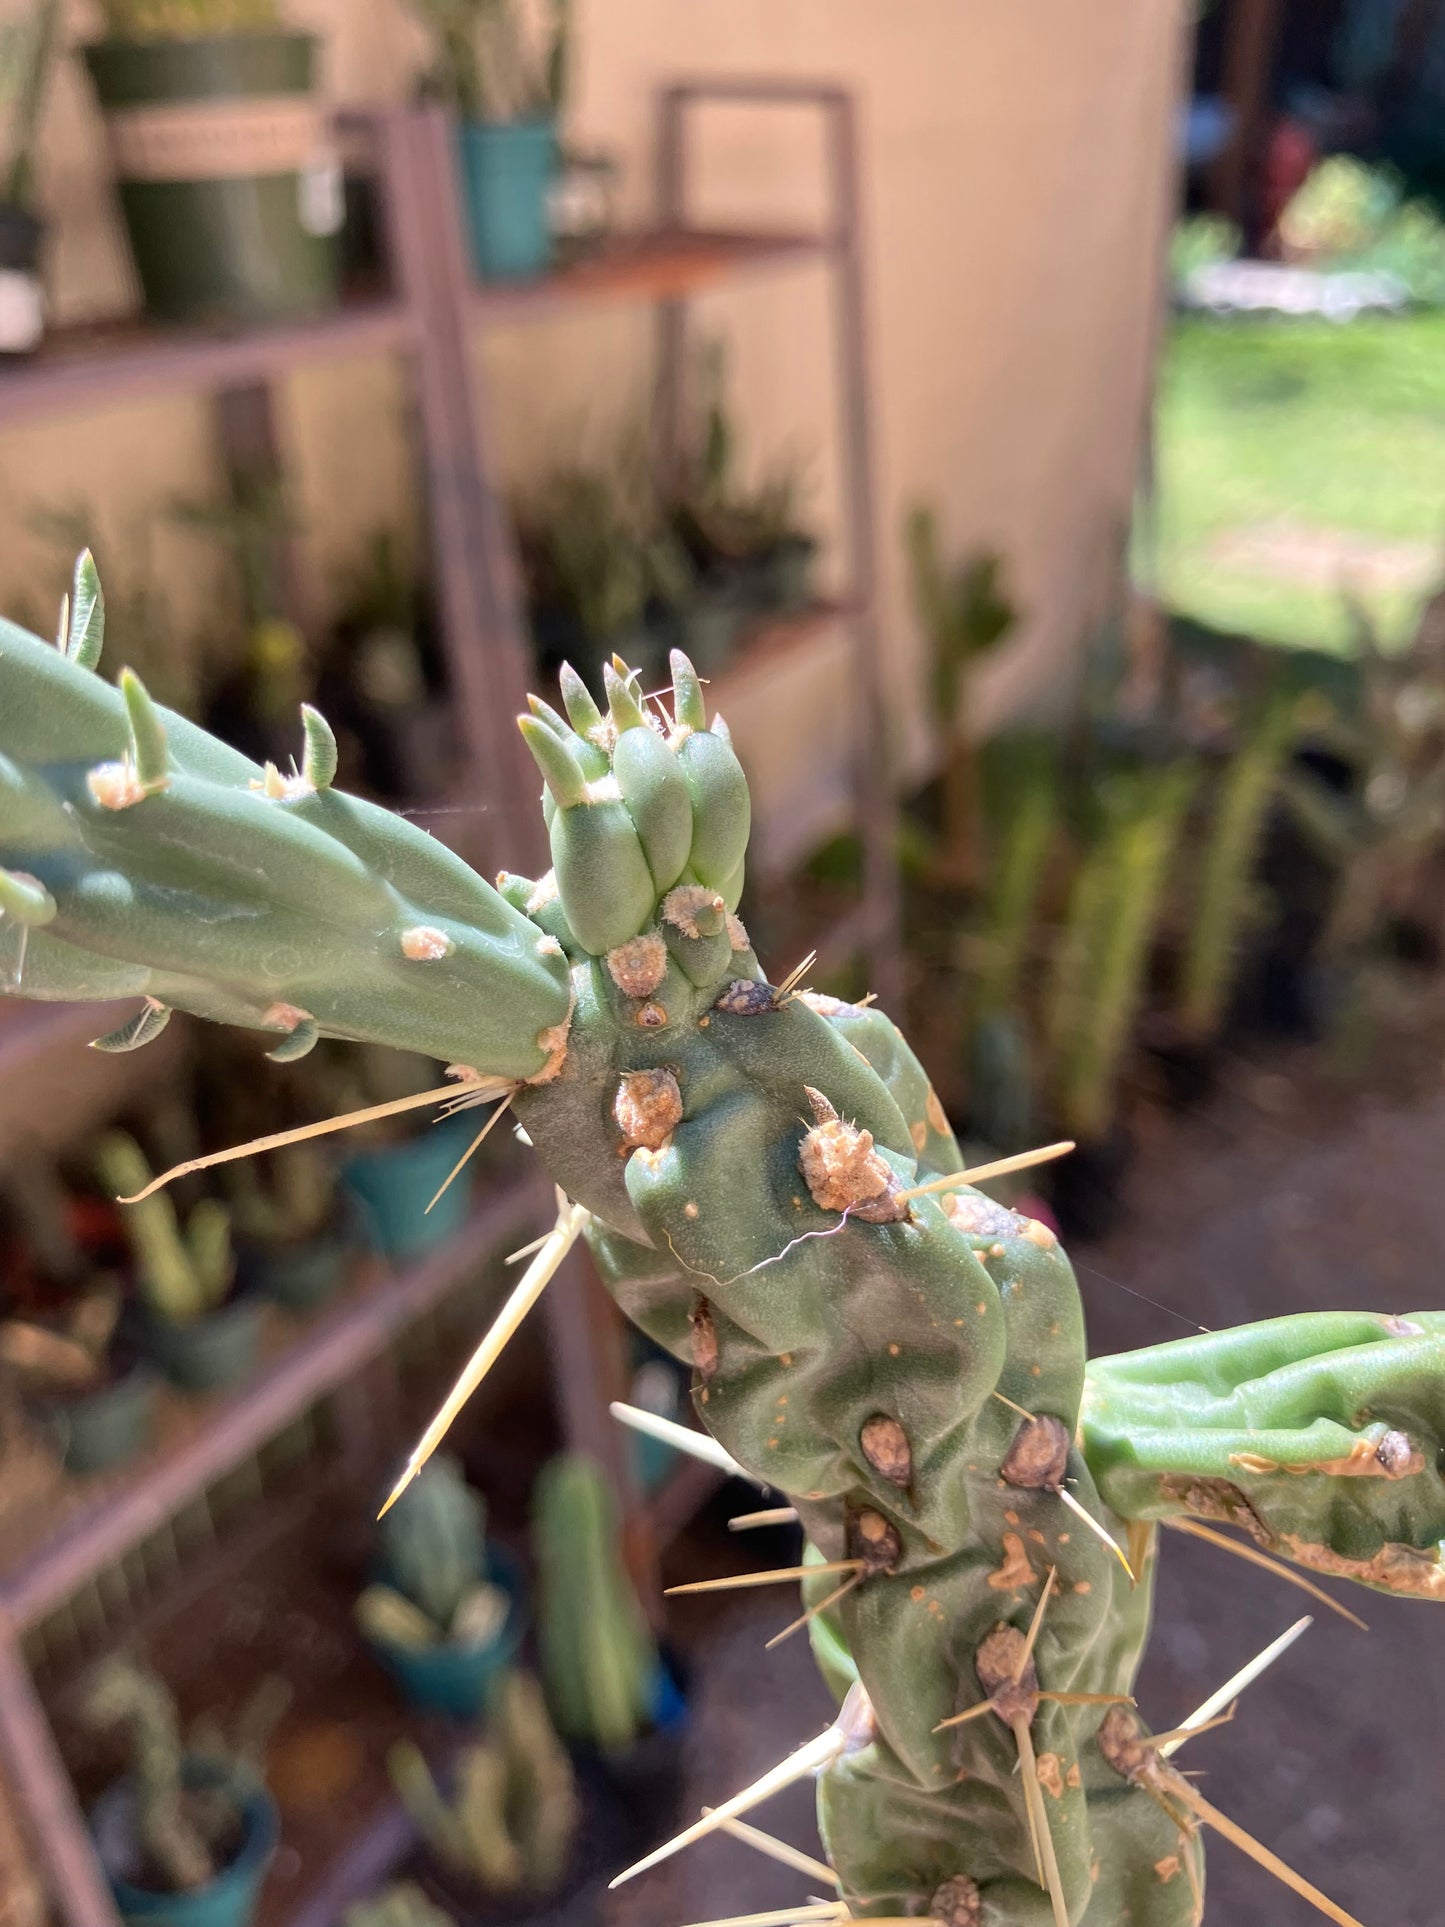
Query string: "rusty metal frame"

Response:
xmin=655 ymin=79 xmax=902 ymax=1012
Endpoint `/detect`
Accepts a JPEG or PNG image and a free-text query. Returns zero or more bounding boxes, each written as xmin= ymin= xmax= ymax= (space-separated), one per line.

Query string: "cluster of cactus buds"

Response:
xmin=3 ymin=576 xmax=1442 ymax=1925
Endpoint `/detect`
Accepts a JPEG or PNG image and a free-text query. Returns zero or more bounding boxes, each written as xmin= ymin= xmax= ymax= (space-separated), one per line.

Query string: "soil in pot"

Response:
xmin=0 ymin=204 xmax=44 ymax=356
xmin=91 ymin=1769 xmax=278 ymax=1927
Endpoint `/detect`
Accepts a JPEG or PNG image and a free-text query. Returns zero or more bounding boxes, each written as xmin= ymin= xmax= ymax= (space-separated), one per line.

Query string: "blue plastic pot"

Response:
xmin=456 ymin=119 xmax=557 ymax=281
xmin=92 ymin=1766 xmax=278 ymax=1927
xmin=340 ymin=1115 xmax=478 ymax=1262
xmin=365 ymin=1543 xmax=529 ymax=1718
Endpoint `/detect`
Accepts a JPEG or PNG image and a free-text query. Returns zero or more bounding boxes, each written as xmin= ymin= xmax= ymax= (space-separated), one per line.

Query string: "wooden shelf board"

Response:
xmin=0 ymin=1178 xmax=547 ymax=1633
xmin=475 ymin=227 xmax=829 ymax=323
xmin=0 ymin=296 xmax=417 ymax=430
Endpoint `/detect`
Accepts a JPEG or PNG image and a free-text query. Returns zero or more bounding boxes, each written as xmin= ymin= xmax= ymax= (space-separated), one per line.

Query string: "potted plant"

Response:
xmin=0 ymin=1147 xmax=158 ymax=1474
xmin=389 ymin=1671 xmax=616 ymax=1927
xmin=408 ymin=0 xmax=570 ymax=281
xmin=668 ymin=339 xmax=819 ymax=659
xmin=94 ymin=1130 xmax=260 ymax=1392
xmin=518 ymin=463 xmax=691 ymax=686
xmin=81 ymin=0 xmax=341 ymax=326
xmin=333 ymin=1047 xmax=495 ymax=1261
xmin=229 ymin=1142 xmax=355 ymax=1312
xmin=0 ymin=1285 xmax=157 ymax=1476
xmin=355 ymin=1455 xmax=527 ymax=1718
xmin=532 ymin=1454 xmax=686 ymax=1852
xmin=1042 ymin=760 xmax=1198 ymax=1237
xmin=82 ymin=1658 xmax=286 ymax=1927
xmin=0 ymin=0 xmax=60 ymax=356
xmin=319 ymin=531 xmax=458 ymax=804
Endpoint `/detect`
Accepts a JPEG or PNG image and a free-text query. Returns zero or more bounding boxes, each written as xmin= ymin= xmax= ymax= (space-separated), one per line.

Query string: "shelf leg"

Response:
xmin=0 ymin=1622 xmax=120 ymax=1927
xmin=825 ymin=96 xmax=905 ymax=1016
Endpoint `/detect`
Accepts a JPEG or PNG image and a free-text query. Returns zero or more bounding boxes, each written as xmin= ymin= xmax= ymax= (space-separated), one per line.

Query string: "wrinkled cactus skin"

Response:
xmin=3 ymin=601 xmax=1442 ymax=1925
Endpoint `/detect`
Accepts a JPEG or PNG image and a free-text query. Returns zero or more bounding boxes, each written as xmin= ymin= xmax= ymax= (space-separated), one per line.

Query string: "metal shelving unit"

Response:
xmin=0 ymin=82 xmax=895 ymax=1927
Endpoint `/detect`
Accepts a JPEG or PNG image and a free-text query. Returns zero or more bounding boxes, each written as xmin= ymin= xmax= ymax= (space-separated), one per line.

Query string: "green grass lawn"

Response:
xmin=1153 ymin=310 xmax=1445 ymax=653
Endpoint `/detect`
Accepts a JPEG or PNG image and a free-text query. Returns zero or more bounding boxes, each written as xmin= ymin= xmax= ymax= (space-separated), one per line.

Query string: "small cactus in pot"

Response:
xmin=3 ymin=571 xmax=1444 ymax=1925
xmin=356 ymin=1456 xmax=525 ymax=1717
xmin=388 ymin=1671 xmax=583 ymax=1917
xmin=93 ymin=1129 xmax=257 ymax=1391
xmin=81 ymin=1657 xmax=285 ymax=1927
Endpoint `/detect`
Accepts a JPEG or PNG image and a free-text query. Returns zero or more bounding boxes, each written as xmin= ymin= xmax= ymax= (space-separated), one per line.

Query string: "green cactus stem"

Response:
xmin=533 ymin=1451 xmax=659 ymax=1750
xmin=343 ymin=1882 xmax=455 ymax=1927
xmin=94 ymin=1130 xmax=233 ymax=1323
xmin=82 ymin=1660 xmax=214 ymax=1894
xmin=1045 ymin=763 xmax=1196 ymax=1143
xmin=3 ymin=576 xmax=1440 ymax=1925
xmin=1176 ymin=679 xmax=1305 ymax=1042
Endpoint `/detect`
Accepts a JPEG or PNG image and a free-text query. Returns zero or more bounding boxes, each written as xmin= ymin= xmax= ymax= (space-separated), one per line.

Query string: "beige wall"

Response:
xmin=1 ymin=0 xmax=1185 ymax=853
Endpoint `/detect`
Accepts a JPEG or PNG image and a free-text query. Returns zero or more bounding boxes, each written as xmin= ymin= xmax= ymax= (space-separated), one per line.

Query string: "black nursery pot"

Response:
xmin=0 ymin=203 xmax=45 ymax=356
xmin=1048 ymin=1126 xmax=1132 ymax=1243
xmin=1137 ymin=1013 xmax=1218 ymax=1113
xmin=414 ymin=1758 xmax=624 ymax=1927
xmin=573 ymin=1653 xmax=691 ymax=1857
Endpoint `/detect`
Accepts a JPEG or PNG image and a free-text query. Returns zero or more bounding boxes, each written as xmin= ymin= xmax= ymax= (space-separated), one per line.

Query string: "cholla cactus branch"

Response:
xmin=2 ymin=573 xmax=1440 ymax=1925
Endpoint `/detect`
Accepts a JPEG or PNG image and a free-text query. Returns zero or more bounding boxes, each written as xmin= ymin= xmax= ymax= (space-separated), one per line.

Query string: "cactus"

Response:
xmin=3 ymin=583 xmax=1444 ymax=1924
xmin=906 ymin=511 xmax=1016 ymax=887
xmin=81 ymin=1659 xmax=286 ymax=1894
xmin=1176 ymin=676 xmax=1309 ymax=1042
xmin=230 ymin=1142 xmax=334 ymax=1247
xmin=94 ymin=1131 xmax=233 ymax=1324
xmin=533 ymin=1451 xmax=658 ymax=1750
xmin=1045 ymin=762 xmax=1197 ymax=1142
xmin=388 ymin=1672 xmax=577 ymax=1895
xmin=344 ymin=1883 xmax=454 ymax=1927
xmin=356 ymin=1454 xmax=507 ymax=1645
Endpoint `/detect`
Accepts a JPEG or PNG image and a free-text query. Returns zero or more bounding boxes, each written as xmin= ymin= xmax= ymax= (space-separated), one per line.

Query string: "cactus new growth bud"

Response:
xmin=2 ymin=572 xmax=1440 ymax=1925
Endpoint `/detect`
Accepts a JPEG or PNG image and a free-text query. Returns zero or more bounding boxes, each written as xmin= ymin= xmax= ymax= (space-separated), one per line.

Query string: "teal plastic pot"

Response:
xmin=143 ymin=1294 xmax=263 ymax=1393
xmin=92 ymin=1766 xmax=278 ymax=1927
xmin=42 ymin=1358 xmax=158 ymax=1475
xmin=341 ymin=1115 xmax=479 ymax=1262
xmin=456 ymin=119 xmax=556 ymax=281
xmin=365 ymin=1544 xmax=529 ymax=1718
xmin=83 ymin=33 xmax=339 ymax=325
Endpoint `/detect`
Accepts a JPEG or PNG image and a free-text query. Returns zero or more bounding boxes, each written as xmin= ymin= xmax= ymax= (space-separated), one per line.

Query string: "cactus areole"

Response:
xmin=3 ymin=580 xmax=1443 ymax=1927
